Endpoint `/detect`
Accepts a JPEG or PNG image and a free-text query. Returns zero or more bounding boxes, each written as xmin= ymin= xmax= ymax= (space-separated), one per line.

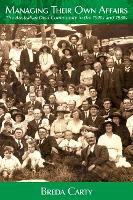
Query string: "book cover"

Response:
xmin=0 ymin=0 xmax=133 ymax=200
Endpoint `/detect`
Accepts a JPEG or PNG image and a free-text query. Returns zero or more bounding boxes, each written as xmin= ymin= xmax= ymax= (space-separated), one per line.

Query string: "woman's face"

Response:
xmin=62 ymin=42 xmax=67 ymax=48
xmin=15 ymin=115 xmax=22 ymax=123
xmin=29 ymin=86 xmax=35 ymax=93
xmin=14 ymin=42 xmax=19 ymax=48
xmin=64 ymin=50 xmax=70 ymax=56
xmin=42 ymin=47 xmax=47 ymax=53
xmin=72 ymin=111 xmax=79 ymax=119
xmin=105 ymin=123 xmax=113 ymax=133
xmin=28 ymin=107 xmax=34 ymax=115
xmin=57 ymin=112 xmax=64 ymax=119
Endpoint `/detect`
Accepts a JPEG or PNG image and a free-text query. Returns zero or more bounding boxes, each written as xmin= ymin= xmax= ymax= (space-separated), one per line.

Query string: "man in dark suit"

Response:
xmin=0 ymin=72 xmax=14 ymax=97
xmin=80 ymin=100 xmax=90 ymax=123
xmin=81 ymin=25 xmax=98 ymax=53
xmin=20 ymin=39 xmax=37 ymax=75
xmin=83 ymin=104 xmax=104 ymax=139
xmin=24 ymin=92 xmax=42 ymax=113
xmin=26 ymin=108 xmax=43 ymax=138
xmin=87 ymin=86 xmax=102 ymax=108
xmin=37 ymin=127 xmax=58 ymax=161
xmin=114 ymin=49 xmax=124 ymax=70
xmin=48 ymin=94 xmax=58 ymax=113
xmin=99 ymin=98 xmax=116 ymax=119
xmin=44 ymin=78 xmax=57 ymax=102
xmin=101 ymin=58 xmax=124 ymax=108
xmin=73 ymin=43 xmax=84 ymax=71
xmin=0 ymin=103 xmax=6 ymax=127
xmin=10 ymin=128 xmax=26 ymax=163
xmin=48 ymin=40 xmax=60 ymax=65
xmin=42 ymin=104 xmax=55 ymax=125
xmin=48 ymin=64 xmax=62 ymax=83
xmin=93 ymin=62 xmax=104 ymax=99
xmin=69 ymin=34 xmax=79 ymax=56
xmin=81 ymin=131 xmax=111 ymax=180
xmin=92 ymin=44 xmax=100 ymax=59
xmin=16 ymin=76 xmax=30 ymax=104
xmin=0 ymin=32 xmax=11 ymax=59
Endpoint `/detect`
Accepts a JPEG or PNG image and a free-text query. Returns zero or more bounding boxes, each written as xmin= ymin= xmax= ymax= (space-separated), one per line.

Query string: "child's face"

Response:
xmin=81 ymin=129 xmax=87 ymax=136
xmin=28 ymin=145 xmax=35 ymax=153
xmin=65 ymin=131 xmax=73 ymax=140
xmin=4 ymin=151 xmax=12 ymax=159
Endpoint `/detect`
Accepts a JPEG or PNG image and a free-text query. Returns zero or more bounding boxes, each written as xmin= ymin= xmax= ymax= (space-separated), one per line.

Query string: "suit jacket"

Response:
xmin=24 ymin=101 xmax=42 ymax=114
xmin=26 ymin=119 xmax=43 ymax=138
xmin=1 ymin=70 xmax=17 ymax=84
xmin=0 ymin=133 xmax=15 ymax=156
xmin=93 ymin=72 xmax=103 ymax=97
xmin=72 ymin=54 xmax=84 ymax=72
xmin=10 ymin=138 xmax=26 ymax=162
xmin=20 ymin=48 xmax=37 ymax=74
xmin=16 ymin=84 xmax=29 ymax=103
xmin=42 ymin=113 xmax=55 ymax=125
xmin=48 ymin=73 xmax=62 ymax=83
xmin=101 ymin=69 xmax=124 ymax=99
xmin=86 ymin=97 xmax=103 ymax=108
xmin=0 ymin=82 xmax=14 ymax=97
xmin=62 ymin=69 xmax=79 ymax=86
xmin=51 ymin=49 xmax=60 ymax=65
xmin=30 ymin=72 xmax=49 ymax=86
xmin=37 ymin=136 xmax=58 ymax=159
xmin=69 ymin=44 xmax=78 ymax=56
xmin=44 ymin=86 xmax=57 ymax=102
xmin=122 ymin=68 xmax=133 ymax=90
xmin=82 ymin=36 xmax=98 ymax=52
xmin=0 ymin=115 xmax=4 ymax=128
xmin=81 ymin=144 xmax=109 ymax=166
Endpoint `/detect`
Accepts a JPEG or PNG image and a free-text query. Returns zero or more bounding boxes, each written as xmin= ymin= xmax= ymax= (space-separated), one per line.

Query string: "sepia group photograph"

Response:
xmin=0 ymin=23 xmax=133 ymax=182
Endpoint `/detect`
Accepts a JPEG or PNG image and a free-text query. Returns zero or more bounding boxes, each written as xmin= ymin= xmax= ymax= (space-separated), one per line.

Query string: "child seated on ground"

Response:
xmin=0 ymin=146 xmax=21 ymax=179
xmin=76 ymin=128 xmax=89 ymax=155
xmin=22 ymin=139 xmax=45 ymax=172
xmin=59 ymin=130 xmax=81 ymax=155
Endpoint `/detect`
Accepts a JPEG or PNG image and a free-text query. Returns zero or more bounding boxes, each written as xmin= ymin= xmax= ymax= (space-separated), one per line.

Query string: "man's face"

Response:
xmin=29 ymin=93 xmax=36 ymax=102
xmin=85 ymin=29 xmax=92 ymax=35
xmin=14 ymin=129 xmax=23 ymax=139
xmin=49 ymin=79 xmax=56 ymax=87
xmin=94 ymin=63 xmax=102 ymax=72
xmin=49 ymin=95 xmax=56 ymax=103
xmin=103 ymin=101 xmax=111 ymax=110
xmin=43 ymin=106 xmax=50 ymax=114
xmin=38 ymin=128 xmax=47 ymax=139
xmin=108 ymin=48 xmax=115 ymax=56
xmin=82 ymin=101 xmax=89 ymax=110
xmin=86 ymin=132 xmax=96 ymax=146
xmin=4 ymin=125 xmax=12 ymax=133
xmin=124 ymin=60 xmax=131 ymax=68
xmin=70 ymin=37 xmax=78 ymax=44
xmin=23 ymin=78 xmax=29 ymax=85
xmin=34 ymin=109 xmax=42 ymax=120
xmin=90 ymin=107 xmax=98 ymax=116
xmin=26 ymin=41 xmax=32 ymax=49
xmin=3 ymin=64 xmax=10 ymax=71
xmin=107 ymin=59 xmax=114 ymax=68
xmin=1 ymin=33 xmax=6 ymax=40
xmin=48 ymin=40 xmax=54 ymax=48
xmin=77 ymin=44 xmax=83 ymax=52
xmin=34 ymin=78 xmax=41 ymax=86
xmin=115 ymin=51 xmax=122 ymax=60
xmin=0 ymin=75 xmax=6 ymax=82
xmin=93 ymin=45 xmax=99 ymax=53
xmin=90 ymin=89 xmax=97 ymax=98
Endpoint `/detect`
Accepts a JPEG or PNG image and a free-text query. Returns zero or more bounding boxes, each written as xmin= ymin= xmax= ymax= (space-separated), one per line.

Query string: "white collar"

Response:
xmin=64 ymin=67 xmax=75 ymax=72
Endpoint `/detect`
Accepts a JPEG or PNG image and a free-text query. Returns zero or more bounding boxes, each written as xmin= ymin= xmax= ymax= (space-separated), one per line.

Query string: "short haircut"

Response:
xmin=4 ymin=146 xmax=14 ymax=153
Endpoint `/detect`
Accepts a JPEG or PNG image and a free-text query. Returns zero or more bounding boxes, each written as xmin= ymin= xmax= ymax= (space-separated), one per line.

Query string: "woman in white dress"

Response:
xmin=9 ymin=39 xmax=22 ymax=81
xmin=98 ymin=119 xmax=131 ymax=168
xmin=39 ymin=45 xmax=54 ymax=76
xmin=65 ymin=84 xmax=79 ymax=107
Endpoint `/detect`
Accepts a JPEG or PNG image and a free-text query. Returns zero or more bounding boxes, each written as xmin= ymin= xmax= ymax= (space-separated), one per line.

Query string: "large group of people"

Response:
xmin=0 ymin=24 xmax=133 ymax=181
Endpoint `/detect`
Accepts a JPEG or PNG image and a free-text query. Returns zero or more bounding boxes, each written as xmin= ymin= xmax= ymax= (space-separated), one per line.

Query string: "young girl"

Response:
xmin=0 ymin=146 xmax=21 ymax=179
xmin=77 ymin=128 xmax=89 ymax=155
xmin=22 ymin=140 xmax=45 ymax=172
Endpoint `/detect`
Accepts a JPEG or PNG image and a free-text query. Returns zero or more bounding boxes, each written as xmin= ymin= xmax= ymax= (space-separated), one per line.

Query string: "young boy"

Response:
xmin=0 ymin=146 xmax=21 ymax=179
xmin=22 ymin=140 xmax=44 ymax=173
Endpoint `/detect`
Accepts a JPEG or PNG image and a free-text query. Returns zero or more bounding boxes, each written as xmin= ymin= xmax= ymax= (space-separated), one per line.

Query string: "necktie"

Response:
xmin=87 ymin=146 xmax=91 ymax=156
xmin=85 ymin=111 xmax=87 ymax=118
xmin=18 ymin=140 xmax=21 ymax=149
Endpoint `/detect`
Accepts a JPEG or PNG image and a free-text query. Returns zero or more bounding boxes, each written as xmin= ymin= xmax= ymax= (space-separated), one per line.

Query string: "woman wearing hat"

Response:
xmin=12 ymin=111 xmax=27 ymax=135
xmin=9 ymin=39 xmax=22 ymax=81
xmin=39 ymin=44 xmax=54 ymax=76
xmin=59 ymin=48 xmax=73 ymax=72
xmin=98 ymin=119 xmax=131 ymax=168
xmin=111 ymin=112 xmax=131 ymax=148
xmin=57 ymin=40 xmax=70 ymax=58
xmin=50 ymin=105 xmax=69 ymax=144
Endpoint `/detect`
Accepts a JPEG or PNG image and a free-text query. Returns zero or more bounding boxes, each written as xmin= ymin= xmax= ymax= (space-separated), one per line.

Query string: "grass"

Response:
xmin=1 ymin=157 xmax=133 ymax=182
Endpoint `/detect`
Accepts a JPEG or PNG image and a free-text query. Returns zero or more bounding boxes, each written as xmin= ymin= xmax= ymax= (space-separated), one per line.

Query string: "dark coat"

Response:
xmin=82 ymin=36 xmax=98 ymax=52
xmin=81 ymin=144 xmax=109 ymax=166
xmin=0 ymin=132 xmax=15 ymax=156
xmin=51 ymin=49 xmax=60 ymax=65
xmin=20 ymin=48 xmax=37 ymax=74
xmin=92 ymin=72 xmax=103 ymax=98
xmin=42 ymin=113 xmax=55 ymax=125
xmin=37 ymin=136 xmax=58 ymax=159
xmin=26 ymin=119 xmax=43 ymax=138
xmin=24 ymin=100 xmax=42 ymax=114
xmin=86 ymin=97 xmax=103 ymax=108
xmin=16 ymin=84 xmax=29 ymax=103
xmin=62 ymin=69 xmax=79 ymax=86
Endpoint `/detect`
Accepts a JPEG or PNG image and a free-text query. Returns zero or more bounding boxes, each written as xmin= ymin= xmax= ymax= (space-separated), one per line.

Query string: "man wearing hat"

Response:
xmin=20 ymin=39 xmax=37 ymax=75
xmin=48 ymin=40 xmax=60 ymax=65
xmin=72 ymin=43 xmax=84 ymax=71
xmin=48 ymin=64 xmax=62 ymax=83
xmin=0 ymin=32 xmax=11 ymax=59
xmin=81 ymin=25 xmax=98 ymax=53
xmin=69 ymin=34 xmax=79 ymax=56
xmin=83 ymin=104 xmax=104 ymax=139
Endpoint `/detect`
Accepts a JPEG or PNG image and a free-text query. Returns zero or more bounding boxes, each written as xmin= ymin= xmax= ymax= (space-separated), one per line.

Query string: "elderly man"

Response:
xmin=81 ymin=131 xmax=111 ymax=180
